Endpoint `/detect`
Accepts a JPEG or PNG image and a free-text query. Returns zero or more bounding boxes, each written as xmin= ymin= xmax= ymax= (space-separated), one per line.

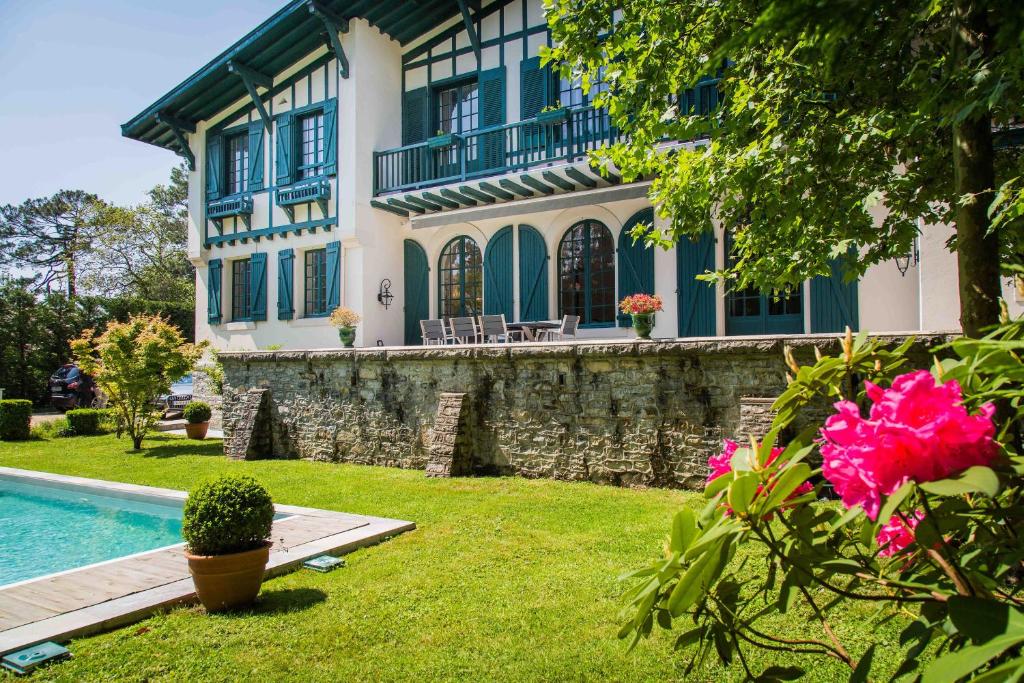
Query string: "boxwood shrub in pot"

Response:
xmin=182 ymin=401 xmax=212 ymax=440
xmin=182 ymin=476 xmax=275 ymax=611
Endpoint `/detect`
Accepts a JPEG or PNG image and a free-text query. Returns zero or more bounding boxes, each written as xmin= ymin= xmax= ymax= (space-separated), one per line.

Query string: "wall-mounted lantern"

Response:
xmin=377 ymin=279 xmax=394 ymax=309
xmin=895 ymin=239 xmax=920 ymax=277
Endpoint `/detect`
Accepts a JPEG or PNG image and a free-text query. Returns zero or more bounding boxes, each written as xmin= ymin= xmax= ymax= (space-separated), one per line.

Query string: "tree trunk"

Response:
xmin=65 ymin=251 xmax=76 ymax=299
xmin=132 ymin=434 xmax=143 ymax=450
xmin=952 ymin=0 xmax=1001 ymax=338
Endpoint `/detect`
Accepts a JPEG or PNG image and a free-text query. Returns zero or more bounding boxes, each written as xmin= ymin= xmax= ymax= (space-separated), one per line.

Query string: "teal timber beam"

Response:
xmin=478 ymin=181 xmax=515 ymax=201
xmin=459 ymin=185 xmax=496 ymax=204
xmin=227 ymin=60 xmax=273 ymax=132
xmin=564 ymin=167 xmax=597 ymax=188
xmin=542 ymin=171 xmax=575 ymax=192
xmin=455 ymin=0 xmax=481 ymax=66
xmin=404 ymin=194 xmax=443 ymax=211
xmin=441 ymin=188 xmax=478 ymax=206
xmin=387 ymin=197 xmax=425 ymax=213
xmin=308 ymin=0 xmax=350 ymax=78
xmin=499 ymin=178 xmax=534 ymax=197
xmin=520 ymin=174 xmax=555 ymax=195
xmin=422 ymin=191 xmax=460 ymax=209
xmin=155 ymin=112 xmax=195 ymax=170
xmin=371 ymin=199 xmax=409 ymax=217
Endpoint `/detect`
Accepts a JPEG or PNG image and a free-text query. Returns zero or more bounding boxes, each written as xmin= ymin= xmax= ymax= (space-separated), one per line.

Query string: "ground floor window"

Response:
xmin=231 ymin=258 xmax=252 ymax=321
xmin=724 ymin=232 xmax=803 ymax=334
xmin=438 ymin=236 xmax=483 ymax=318
xmin=558 ymin=220 xmax=615 ymax=326
xmin=304 ymin=248 xmax=328 ymax=316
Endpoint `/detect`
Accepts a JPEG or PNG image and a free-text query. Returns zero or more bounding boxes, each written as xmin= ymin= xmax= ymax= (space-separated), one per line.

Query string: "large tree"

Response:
xmin=546 ymin=0 xmax=1024 ymax=336
xmin=0 ymin=190 xmax=111 ymax=298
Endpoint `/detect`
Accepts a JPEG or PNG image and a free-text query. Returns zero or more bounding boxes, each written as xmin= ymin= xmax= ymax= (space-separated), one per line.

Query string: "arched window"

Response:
xmin=558 ymin=220 xmax=615 ymax=325
xmin=438 ymin=236 xmax=483 ymax=318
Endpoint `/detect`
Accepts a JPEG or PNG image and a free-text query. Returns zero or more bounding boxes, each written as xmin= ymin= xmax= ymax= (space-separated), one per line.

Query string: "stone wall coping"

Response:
xmin=218 ymin=332 xmax=956 ymax=364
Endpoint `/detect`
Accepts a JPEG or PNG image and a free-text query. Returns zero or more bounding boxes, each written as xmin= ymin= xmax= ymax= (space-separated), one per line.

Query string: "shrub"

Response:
xmin=30 ymin=417 xmax=70 ymax=440
xmin=65 ymin=408 xmax=102 ymax=436
xmin=0 ymin=399 xmax=32 ymax=440
xmin=182 ymin=401 xmax=212 ymax=424
xmin=182 ymin=476 xmax=274 ymax=556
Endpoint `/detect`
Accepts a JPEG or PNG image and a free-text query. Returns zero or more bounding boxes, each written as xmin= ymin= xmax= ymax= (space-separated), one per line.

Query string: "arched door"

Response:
xmin=518 ymin=225 xmax=549 ymax=321
xmin=438 ymin=236 xmax=483 ymax=318
xmin=617 ymin=208 xmax=656 ymax=326
xmin=484 ymin=226 xmax=514 ymax=320
xmin=403 ymin=240 xmax=430 ymax=345
xmin=558 ymin=220 xmax=615 ymax=326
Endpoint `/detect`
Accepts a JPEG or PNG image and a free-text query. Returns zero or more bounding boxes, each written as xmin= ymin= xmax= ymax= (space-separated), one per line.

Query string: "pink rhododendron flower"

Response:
xmin=877 ymin=511 xmax=925 ymax=558
xmin=706 ymin=439 xmax=814 ymax=515
xmin=820 ymin=370 xmax=997 ymax=520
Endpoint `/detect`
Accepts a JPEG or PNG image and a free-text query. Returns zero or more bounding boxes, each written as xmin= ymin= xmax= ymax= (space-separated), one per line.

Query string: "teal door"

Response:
xmin=518 ymin=225 xmax=549 ymax=321
xmin=617 ymin=208 xmax=655 ymax=326
xmin=810 ymin=257 xmax=859 ymax=332
xmin=724 ymin=232 xmax=803 ymax=335
xmin=484 ymin=226 xmax=514 ymax=320
xmin=676 ymin=231 xmax=717 ymax=337
xmin=403 ymin=240 xmax=430 ymax=344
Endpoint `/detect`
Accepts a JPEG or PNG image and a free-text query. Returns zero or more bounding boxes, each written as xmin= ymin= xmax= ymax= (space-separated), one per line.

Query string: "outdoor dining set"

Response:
xmin=419 ymin=314 xmax=581 ymax=344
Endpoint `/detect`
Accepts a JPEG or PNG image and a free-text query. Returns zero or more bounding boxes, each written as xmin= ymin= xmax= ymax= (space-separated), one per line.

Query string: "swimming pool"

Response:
xmin=0 ymin=474 xmax=184 ymax=587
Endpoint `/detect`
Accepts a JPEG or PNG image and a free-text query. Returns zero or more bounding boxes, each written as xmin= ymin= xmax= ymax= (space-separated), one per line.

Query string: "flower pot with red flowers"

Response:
xmin=618 ymin=293 xmax=664 ymax=340
xmin=182 ymin=401 xmax=212 ymax=440
xmin=182 ymin=476 xmax=275 ymax=612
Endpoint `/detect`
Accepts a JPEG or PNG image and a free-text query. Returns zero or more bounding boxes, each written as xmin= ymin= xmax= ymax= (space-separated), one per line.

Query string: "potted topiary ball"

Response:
xmin=182 ymin=401 xmax=212 ymax=440
xmin=182 ymin=476 xmax=275 ymax=612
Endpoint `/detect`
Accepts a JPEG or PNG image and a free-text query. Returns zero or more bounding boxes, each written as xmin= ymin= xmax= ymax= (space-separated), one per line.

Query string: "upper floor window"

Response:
xmin=558 ymin=220 xmax=615 ymax=326
xmin=436 ymin=81 xmax=479 ymax=135
xmin=438 ymin=236 xmax=482 ymax=318
xmin=297 ymin=110 xmax=326 ymax=180
xmin=558 ymin=66 xmax=608 ymax=109
xmin=226 ymin=133 xmax=249 ymax=195
xmin=231 ymin=258 xmax=252 ymax=321
xmin=304 ymin=248 xmax=328 ymax=317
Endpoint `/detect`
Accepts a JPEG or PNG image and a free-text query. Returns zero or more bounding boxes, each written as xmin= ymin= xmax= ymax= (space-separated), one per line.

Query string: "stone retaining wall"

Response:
xmin=218 ymin=334 xmax=942 ymax=489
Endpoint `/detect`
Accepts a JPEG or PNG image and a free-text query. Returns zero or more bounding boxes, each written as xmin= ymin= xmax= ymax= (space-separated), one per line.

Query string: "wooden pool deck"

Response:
xmin=0 ymin=467 xmax=415 ymax=656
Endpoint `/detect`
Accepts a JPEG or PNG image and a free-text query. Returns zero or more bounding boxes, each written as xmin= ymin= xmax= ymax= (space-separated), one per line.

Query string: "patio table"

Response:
xmin=505 ymin=320 xmax=560 ymax=342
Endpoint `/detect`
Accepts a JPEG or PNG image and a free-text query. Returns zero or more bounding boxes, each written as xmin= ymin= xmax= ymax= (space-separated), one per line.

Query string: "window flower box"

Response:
xmin=536 ymin=107 xmax=569 ymax=125
xmin=427 ymin=133 xmax=461 ymax=149
xmin=276 ymin=178 xmax=332 ymax=222
xmin=207 ymin=194 xmax=254 ymax=220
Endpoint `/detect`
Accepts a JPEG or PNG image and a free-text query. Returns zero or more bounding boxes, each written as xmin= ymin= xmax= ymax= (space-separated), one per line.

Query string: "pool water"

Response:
xmin=0 ymin=477 xmax=183 ymax=587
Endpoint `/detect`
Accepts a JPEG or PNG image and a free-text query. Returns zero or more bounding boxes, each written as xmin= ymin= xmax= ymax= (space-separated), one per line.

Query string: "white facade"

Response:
xmin=138 ymin=1 xmax=1020 ymax=352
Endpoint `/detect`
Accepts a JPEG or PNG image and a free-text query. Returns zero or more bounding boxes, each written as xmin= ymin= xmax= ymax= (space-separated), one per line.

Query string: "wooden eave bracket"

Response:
xmin=227 ymin=60 xmax=273 ymax=132
xmin=308 ymin=0 xmax=350 ymax=78
xmin=156 ymin=112 xmax=196 ymax=171
xmin=455 ymin=0 xmax=481 ymax=66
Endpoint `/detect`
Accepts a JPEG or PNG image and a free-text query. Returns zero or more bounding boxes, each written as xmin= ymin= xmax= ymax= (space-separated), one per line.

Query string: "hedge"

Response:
xmin=0 ymin=399 xmax=32 ymax=440
xmin=66 ymin=408 xmax=102 ymax=436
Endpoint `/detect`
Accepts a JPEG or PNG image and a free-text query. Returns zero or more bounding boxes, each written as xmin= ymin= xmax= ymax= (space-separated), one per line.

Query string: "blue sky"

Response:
xmin=0 ymin=0 xmax=285 ymax=207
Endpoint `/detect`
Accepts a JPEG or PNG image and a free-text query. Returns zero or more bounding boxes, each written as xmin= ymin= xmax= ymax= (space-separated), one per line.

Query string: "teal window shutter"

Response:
xmin=277 ymin=249 xmax=294 ymax=320
xmin=402 ymin=87 xmax=430 ymax=145
xmin=810 ymin=257 xmax=859 ymax=332
xmin=275 ymin=114 xmax=294 ymax=187
xmin=249 ymin=252 xmax=267 ymax=322
xmin=247 ymin=121 xmax=265 ymax=191
xmin=207 ymin=259 xmax=223 ymax=324
xmin=676 ymin=231 xmax=716 ymax=337
xmin=478 ymin=66 xmax=506 ymax=171
xmin=322 ymin=99 xmax=338 ymax=176
xmin=404 ymin=240 xmax=430 ymax=344
xmin=205 ymin=133 xmax=223 ymax=201
xmin=616 ymin=208 xmax=656 ymax=326
xmin=325 ymin=240 xmax=341 ymax=311
xmin=483 ymin=226 xmax=514 ymax=320
xmin=520 ymin=56 xmax=552 ymax=119
xmin=518 ymin=225 xmax=549 ymax=322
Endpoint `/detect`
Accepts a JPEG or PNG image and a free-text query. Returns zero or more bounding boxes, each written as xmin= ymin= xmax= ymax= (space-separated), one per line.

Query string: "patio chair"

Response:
xmin=420 ymin=319 xmax=447 ymax=345
xmin=447 ymin=316 xmax=480 ymax=344
xmin=539 ymin=315 xmax=580 ymax=342
xmin=478 ymin=314 xmax=523 ymax=343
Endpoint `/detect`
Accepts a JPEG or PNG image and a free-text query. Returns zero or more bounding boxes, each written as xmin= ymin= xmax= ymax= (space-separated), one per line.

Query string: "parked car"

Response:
xmin=48 ymin=364 xmax=98 ymax=411
xmin=155 ymin=374 xmax=194 ymax=418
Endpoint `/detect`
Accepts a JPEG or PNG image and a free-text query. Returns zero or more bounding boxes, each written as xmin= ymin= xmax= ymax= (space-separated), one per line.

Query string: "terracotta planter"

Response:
xmin=184 ymin=421 xmax=209 ymax=440
xmin=185 ymin=542 xmax=271 ymax=612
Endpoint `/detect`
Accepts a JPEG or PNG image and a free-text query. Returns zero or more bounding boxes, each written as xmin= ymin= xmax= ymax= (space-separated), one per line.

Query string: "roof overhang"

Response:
xmin=122 ymin=0 xmax=475 ymax=153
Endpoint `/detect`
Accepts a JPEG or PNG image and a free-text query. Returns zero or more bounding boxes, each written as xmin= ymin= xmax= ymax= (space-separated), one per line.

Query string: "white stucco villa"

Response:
xmin=122 ymin=0 xmax=1024 ymax=350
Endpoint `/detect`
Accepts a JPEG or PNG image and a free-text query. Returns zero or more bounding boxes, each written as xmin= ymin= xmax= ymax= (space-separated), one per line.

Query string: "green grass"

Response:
xmin=0 ymin=434 xmax=902 ymax=682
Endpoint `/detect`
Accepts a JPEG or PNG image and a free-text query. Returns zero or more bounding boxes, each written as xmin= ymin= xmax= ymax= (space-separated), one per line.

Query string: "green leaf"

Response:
xmin=754 ymin=665 xmax=804 ymax=682
xmin=968 ymin=658 xmax=1024 ymax=683
xmin=875 ymin=481 xmax=915 ymax=531
xmin=667 ymin=547 xmax=717 ymax=616
xmin=730 ymin=446 xmax=758 ymax=472
xmin=830 ymin=505 xmax=863 ymax=532
xmin=948 ymin=596 xmax=1024 ymax=645
xmin=670 ymin=508 xmax=698 ymax=553
xmin=922 ymin=634 xmax=1024 ymax=683
xmin=919 ymin=466 xmax=1000 ymax=498
xmin=762 ymin=463 xmax=812 ymax=510
xmin=728 ymin=472 xmax=760 ymax=515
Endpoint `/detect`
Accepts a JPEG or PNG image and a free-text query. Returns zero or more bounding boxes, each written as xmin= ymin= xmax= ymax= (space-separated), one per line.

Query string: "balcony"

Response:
xmin=373 ymin=106 xmax=620 ymax=197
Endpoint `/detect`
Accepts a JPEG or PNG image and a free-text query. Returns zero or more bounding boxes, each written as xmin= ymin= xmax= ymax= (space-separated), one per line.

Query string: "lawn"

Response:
xmin=0 ymin=434 xmax=903 ymax=682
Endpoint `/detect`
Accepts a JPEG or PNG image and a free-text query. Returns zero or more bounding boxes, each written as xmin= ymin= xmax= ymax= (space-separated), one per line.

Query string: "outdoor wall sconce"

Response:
xmin=377 ymin=279 xmax=394 ymax=309
xmin=895 ymin=239 xmax=920 ymax=277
